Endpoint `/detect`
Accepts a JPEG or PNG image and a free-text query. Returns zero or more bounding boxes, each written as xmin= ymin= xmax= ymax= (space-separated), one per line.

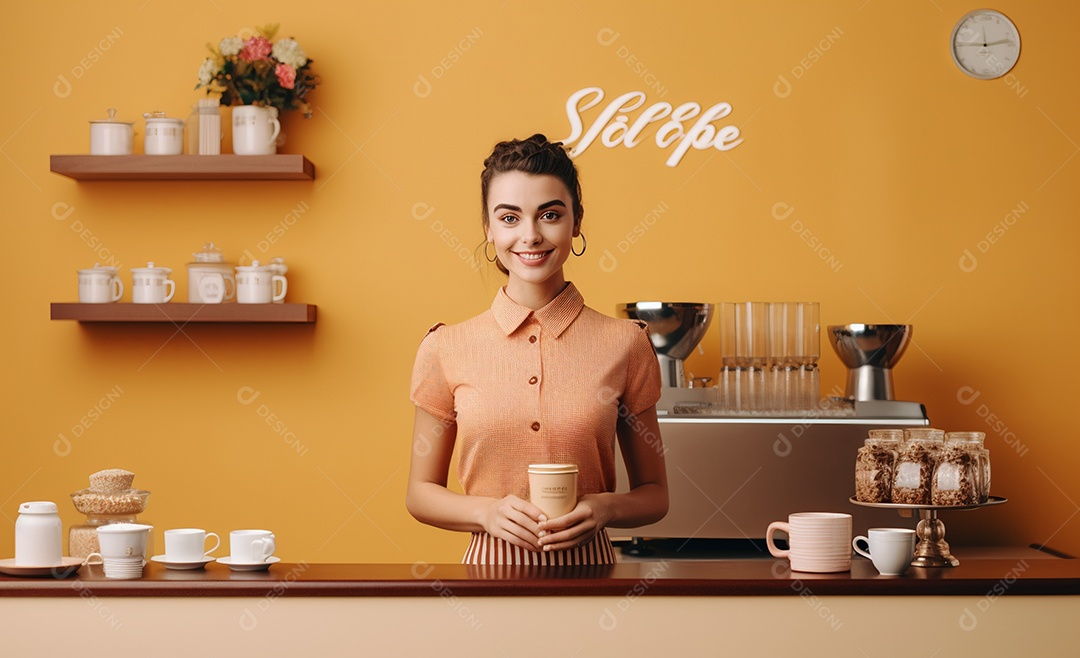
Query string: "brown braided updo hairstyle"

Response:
xmin=479 ymin=134 xmax=584 ymax=274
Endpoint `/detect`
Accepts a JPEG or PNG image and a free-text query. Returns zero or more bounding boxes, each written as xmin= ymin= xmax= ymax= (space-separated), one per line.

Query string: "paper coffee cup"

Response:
xmin=528 ymin=464 xmax=578 ymax=519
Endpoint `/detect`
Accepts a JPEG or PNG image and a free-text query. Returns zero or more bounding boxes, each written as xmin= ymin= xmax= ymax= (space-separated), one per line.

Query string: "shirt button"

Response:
xmin=531 ymin=422 xmax=541 ymax=432
xmin=528 ymin=335 xmax=537 ymax=343
xmin=528 ymin=376 xmax=538 ymax=385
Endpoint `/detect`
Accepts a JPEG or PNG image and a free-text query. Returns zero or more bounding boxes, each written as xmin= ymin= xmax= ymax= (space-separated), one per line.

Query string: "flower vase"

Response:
xmin=232 ymin=106 xmax=280 ymax=155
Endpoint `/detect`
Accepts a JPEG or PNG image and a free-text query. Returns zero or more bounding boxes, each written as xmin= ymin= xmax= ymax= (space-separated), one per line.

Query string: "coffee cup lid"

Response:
xmin=19 ymin=501 xmax=58 ymax=514
xmin=528 ymin=464 xmax=578 ymax=474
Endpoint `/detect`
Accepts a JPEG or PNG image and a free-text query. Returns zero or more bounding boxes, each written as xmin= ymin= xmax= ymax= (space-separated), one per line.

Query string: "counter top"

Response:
xmin=3 ymin=555 xmax=1078 ymax=597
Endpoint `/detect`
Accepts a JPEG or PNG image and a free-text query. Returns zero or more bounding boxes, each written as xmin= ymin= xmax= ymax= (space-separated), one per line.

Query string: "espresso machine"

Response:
xmin=613 ymin=304 xmax=928 ymax=552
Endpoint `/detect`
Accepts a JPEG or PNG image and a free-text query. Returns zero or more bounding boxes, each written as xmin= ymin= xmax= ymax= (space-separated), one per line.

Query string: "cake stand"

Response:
xmin=849 ymin=496 xmax=1007 ymax=567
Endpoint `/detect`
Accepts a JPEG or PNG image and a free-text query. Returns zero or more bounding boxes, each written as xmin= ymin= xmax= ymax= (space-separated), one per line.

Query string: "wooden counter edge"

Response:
xmin=3 ymin=559 xmax=1079 ymax=598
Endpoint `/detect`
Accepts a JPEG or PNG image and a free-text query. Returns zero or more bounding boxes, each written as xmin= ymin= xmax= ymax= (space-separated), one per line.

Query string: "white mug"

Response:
xmin=232 ymin=105 xmax=280 ymax=156
xmin=131 ymin=262 xmax=175 ymax=304
xmin=766 ymin=512 xmax=852 ymax=573
xmin=853 ymin=528 xmax=917 ymax=576
xmin=164 ymin=528 xmax=220 ymax=562
xmin=236 ymin=261 xmax=287 ymax=304
xmin=230 ymin=529 xmax=276 ymax=563
xmin=78 ymin=266 xmax=123 ymax=303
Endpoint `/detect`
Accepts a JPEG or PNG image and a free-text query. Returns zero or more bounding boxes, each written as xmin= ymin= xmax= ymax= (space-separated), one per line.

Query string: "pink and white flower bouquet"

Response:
xmin=196 ymin=24 xmax=320 ymax=118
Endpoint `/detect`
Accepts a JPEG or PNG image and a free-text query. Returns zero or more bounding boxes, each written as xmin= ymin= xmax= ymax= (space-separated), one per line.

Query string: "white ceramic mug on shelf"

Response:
xmin=232 ymin=106 xmax=280 ymax=156
xmin=78 ymin=265 xmax=123 ymax=303
xmin=131 ymin=262 xmax=175 ymax=304
xmin=235 ymin=261 xmax=286 ymax=304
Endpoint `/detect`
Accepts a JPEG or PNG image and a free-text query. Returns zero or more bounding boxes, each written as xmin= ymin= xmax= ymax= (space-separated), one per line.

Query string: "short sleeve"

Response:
xmin=409 ymin=325 xmax=457 ymax=423
xmin=622 ymin=321 xmax=662 ymax=415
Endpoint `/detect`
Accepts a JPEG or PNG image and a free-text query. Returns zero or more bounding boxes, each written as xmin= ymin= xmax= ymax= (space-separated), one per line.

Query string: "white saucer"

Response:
xmin=150 ymin=555 xmax=215 ymax=570
xmin=0 ymin=557 xmax=84 ymax=577
xmin=217 ymin=556 xmax=280 ymax=572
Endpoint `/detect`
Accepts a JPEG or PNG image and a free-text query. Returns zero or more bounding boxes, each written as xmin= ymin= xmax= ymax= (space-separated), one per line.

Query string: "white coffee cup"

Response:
xmin=78 ymin=265 xmax=123 ymax=303
xmin=853 ymin=528 xmax=917 ymax=576
xmin=164 ymin=528 xmax=220 ymax=562
xmin=232 ymin=105 xmax=280 ymax=156
xmin=766 ymin=512 xmax=852 ymax=573
xmin=131 ymin=262 xmax=175 ymax=304
xmin=97 ymin=523 xmax=153 ymax=559
xmin=235 ymin=261 xmax=287 ymax=304
xmin=528 ymin=464 xmax=578 ymax=519
xmin=230 ymin=529 xmax=275 ymax=563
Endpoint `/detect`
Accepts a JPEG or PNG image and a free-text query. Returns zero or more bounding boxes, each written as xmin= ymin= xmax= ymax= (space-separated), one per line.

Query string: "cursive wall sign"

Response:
xmin=561 ymin=87 xmax=744 ymax=167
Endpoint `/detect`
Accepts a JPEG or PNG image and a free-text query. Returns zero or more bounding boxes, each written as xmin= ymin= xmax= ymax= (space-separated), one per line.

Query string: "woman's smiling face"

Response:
xmin=485 ymin=171 xmax=579 ymax=292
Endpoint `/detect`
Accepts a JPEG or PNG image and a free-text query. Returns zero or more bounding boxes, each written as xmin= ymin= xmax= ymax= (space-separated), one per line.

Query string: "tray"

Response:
xmin=848 ymin=496 xmax=1008 ymax=567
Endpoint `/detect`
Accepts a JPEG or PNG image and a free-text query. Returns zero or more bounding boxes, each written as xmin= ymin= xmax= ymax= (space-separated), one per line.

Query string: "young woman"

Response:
xmin=406 ymin=134 xmax=668 ymax=565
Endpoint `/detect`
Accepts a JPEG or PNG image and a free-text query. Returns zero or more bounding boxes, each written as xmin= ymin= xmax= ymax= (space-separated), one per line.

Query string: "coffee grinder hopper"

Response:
xmin=828 ymin=324 xmax=912 ymax=401
xmin=619 ymin=302 xmax=715 ymax=388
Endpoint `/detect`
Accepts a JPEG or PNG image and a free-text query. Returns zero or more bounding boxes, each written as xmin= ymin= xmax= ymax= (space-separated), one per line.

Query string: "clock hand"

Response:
xmin=955 ymin=39 xmax=1014 ymax=48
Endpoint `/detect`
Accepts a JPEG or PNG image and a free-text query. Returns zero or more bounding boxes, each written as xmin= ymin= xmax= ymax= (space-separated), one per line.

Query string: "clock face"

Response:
xmin=951 ymin=10 xmax=1021 ymax=79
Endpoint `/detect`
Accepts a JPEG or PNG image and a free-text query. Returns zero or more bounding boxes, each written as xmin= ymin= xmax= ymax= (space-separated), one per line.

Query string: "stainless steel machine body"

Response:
xmin=611 ymin=400 xmax=929 ymax=541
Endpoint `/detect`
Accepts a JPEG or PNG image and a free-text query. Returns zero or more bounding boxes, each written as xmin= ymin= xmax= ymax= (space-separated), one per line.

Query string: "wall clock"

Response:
xmin=950 ymin=9 xmax=1021 ymax=79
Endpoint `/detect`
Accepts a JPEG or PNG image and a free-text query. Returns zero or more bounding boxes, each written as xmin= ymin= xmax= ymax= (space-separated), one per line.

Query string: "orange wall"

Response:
xmin=2 ymin=1 xmax=1078 ymax=563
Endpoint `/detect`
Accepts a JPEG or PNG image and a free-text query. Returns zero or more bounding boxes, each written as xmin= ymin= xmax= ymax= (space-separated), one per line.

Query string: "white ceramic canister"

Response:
xmin=130 ymin=262 xmax=175 ymax=304
xmin=235 ymin=260 xmax=287 ymax=304
xmin=89 ymin=108 xmax=134 ymax=156
xmin=187 ymin=242 xmax=236 ymax=303
xmin=15 ymin=501 xmax=63 ymax=567
xmin=143 ymin=112 xmax=184 ymax=155
xmin=77 ymin=263 xmax=124 ymax=303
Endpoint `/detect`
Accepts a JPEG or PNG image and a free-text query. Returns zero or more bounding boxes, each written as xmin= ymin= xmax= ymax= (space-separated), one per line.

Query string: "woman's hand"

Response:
xmin=535 ymin=494 xmax=614 ymax=552
xmin=481 ymin=495 xmax=547 ymax=552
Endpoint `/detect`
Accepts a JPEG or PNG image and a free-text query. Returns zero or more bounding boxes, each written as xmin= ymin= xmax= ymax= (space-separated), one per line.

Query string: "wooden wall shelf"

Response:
xmin=49 ymin=155 xmax=315 ymax=181
xmin=51 ymin=303 xmax=317 ymax=323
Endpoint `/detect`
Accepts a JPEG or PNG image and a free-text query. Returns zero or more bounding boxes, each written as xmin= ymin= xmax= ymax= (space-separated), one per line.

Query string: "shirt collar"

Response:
xmin=491 ymin=282 xmax=584 ymax=338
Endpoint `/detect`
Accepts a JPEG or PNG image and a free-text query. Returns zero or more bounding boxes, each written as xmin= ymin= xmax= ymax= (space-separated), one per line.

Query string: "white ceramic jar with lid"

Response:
xmin=15 ymin=501 xmax=63 ymax=566
xmin=89 ymin=108 xmax=133 ymax=155
xmin=187 ymin=242 xmax=235 ymax=303
xmin=143 ymin=111 xmax=184 ymax=155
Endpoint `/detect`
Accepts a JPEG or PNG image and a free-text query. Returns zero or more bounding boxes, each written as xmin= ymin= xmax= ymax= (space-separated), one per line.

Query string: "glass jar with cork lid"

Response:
xmin=68 ymin=469 xmax=152 ymax=559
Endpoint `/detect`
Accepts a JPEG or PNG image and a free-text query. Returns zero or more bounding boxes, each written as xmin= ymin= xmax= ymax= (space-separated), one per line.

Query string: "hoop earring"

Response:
xmin=572 ymin=232 xmax=587 ymax=257
xmin=484 ymin=241 xmax=498 ymax=263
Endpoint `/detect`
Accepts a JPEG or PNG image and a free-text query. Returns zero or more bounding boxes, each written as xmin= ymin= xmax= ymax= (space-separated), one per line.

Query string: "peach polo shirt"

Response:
xmin=410 ymin=282 xmax=661 ymax=501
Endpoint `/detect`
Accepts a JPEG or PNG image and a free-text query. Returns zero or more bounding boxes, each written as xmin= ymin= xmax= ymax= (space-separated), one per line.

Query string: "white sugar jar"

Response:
xmin=15 ymin=501 xmax=63 ymax=567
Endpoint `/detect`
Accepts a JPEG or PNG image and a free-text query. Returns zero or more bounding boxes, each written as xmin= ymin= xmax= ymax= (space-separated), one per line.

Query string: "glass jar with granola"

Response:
xmin=932 ymin=434 xmax=980 ymax=506
xmin=855 ymin=429 xmax=902 ymax=503
xmin=891 ymin=428 xmax=944 ymax=505
xmin=941 ymin=432 xmax=989 ymax=503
